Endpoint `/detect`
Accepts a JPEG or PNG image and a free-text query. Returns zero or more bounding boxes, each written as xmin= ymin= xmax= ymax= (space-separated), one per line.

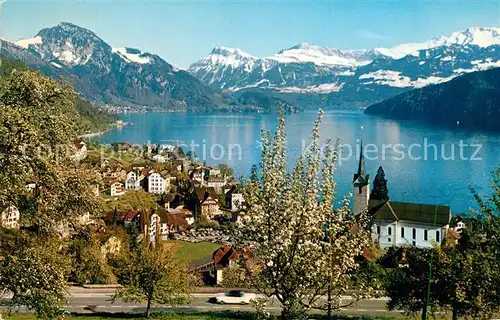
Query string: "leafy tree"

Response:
xmin=0 ymin=70 xmax=103 ymax=233
xmin=114 ymin=244 xmax=192 ymax=318
xmin=370 ymin=166 xmax=389 ymax=200
xmin=112 ymin=206 xmax=119 ymax=226
xmin=186 ymin=150 xmax=196 ymax=161
xmin=250 ymin=164 xmax=259 ymax=182
xmin=75 ymin=96 xmax=117 ymax=133
xmin=0 ymin=70 xmax=104 ymax=319
xmin=233 ymin=110 xmax=371 ymax=320
xmin=68 ymin=229 xmax=117 ymax=285
xmin=0 ymin=56 xmax=116 ymax=133
xmin=0 ymin=233 xmax=70 ymax=320
xmin=220 ymin=263 xmax=250 ymax=288
xmin=103 ymin=190 xmax=156 ymax=213
xmin=218 ymin=163 xmax=234 ymax=178
xmin=385 ymin=247 xmax=442 ymax=317
xmin=351 ymin=259 xmax=388 ymax=292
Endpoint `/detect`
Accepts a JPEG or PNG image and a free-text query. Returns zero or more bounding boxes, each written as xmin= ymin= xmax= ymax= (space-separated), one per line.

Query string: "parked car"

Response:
xmin=213 ymin=290 xmax=256 ymax=304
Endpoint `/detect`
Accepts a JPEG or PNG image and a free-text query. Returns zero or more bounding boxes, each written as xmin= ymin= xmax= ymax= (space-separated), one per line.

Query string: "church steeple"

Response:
xmin=357 ymin=140 xmax=366 ymax=178
xmin=353 ymin=139 xmax=369 ymax=185
xmin=353 ymin=137 xmax=370 ymax=215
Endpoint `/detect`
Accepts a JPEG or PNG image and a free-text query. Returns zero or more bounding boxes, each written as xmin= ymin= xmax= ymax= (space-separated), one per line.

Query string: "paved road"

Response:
xmin=65 ymin=287 xmax=403 ymax=317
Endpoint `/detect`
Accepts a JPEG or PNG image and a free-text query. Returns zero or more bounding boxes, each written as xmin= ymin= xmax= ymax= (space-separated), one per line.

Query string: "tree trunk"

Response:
xmin=421 ymin=303 xmax=427 ymax=320
xmin=146 ymin=299 xmax=152 ymax=318
xmin=327 ymin=281 xmax=332 ymax=320
xmin=452 ymin=306 xmax=458 ymax=320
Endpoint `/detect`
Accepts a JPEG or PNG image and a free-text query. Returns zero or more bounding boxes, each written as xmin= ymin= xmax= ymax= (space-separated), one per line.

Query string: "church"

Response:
xmin=353 ymin=143 xmax=452 ymax=249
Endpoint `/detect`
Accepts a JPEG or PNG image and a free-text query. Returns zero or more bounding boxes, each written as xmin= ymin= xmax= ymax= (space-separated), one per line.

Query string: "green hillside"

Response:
xmin=364 ymin=67 xmax=500 ymax=131
xmin=0 ymin=55 xmax=117 ymax=133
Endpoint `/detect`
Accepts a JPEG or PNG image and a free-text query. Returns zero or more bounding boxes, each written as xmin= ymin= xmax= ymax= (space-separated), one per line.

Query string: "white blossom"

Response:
xmin=233 ymin=110 xmax=373 ymax=320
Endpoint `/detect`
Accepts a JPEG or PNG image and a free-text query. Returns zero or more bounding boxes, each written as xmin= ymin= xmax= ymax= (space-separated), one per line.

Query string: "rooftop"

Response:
xmin=369 ymin=199 xmax=451 ymax=226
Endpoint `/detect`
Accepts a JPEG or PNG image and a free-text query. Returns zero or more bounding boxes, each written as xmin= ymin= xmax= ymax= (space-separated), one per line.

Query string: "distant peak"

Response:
xmin=278 ymin=43 xmax=316 ymax=53
xmin=464 ymin=26 xmax=499 ymax=33
xmin=294 ymin=42 xmax=314 ymax=49
xmin=36 ymin=21 xmax=101 ymax=39
xmin=434 ymin=26 xmax=500 ymax=48
xmin=54 ymin=22 xmax=90 ymax=32
xmin=210 ymin=46 xmax=254 ymax=58
xmin=58 ymin=22 xmax=80 ymax=28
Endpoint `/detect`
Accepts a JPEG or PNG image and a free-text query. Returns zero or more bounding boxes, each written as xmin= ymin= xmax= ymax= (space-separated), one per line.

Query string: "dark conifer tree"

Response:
xmin=371 ymin=166 xmax=389 ymax=200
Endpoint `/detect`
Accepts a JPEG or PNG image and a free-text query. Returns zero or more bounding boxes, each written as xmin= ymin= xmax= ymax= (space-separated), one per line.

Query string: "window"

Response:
xmin=388 ymin=238 xmax=391 ymax=243
xmin=401 ymin=227 xmax=405 ymax=238
xmin=412 ymin=241 xmax=416 ymax=246
xmin=436 ymin=230 xmax=440 ymax=242
xmin=424 ymin=230 xmax=428 ymax=241
xmin=388 ymin=227 xmax=392 ymax=236
xmin=412 ymin=228 xmax=416 ymax=239
xmin=376 ymin=226 xmax=381 ymax=234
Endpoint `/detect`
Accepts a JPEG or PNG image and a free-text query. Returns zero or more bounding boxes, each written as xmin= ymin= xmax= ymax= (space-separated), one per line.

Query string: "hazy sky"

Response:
xmin=2 ymin=0 xmax=500 ymax=68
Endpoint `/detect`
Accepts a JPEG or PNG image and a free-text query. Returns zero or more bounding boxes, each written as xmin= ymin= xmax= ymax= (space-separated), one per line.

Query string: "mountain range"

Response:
xmin=189 ymin=27 xmax=500 ymax=108
xmin=5 ymin=23 xmax=500 ymax=112
xmin=2 ymin=22 xmax=236 ymax=112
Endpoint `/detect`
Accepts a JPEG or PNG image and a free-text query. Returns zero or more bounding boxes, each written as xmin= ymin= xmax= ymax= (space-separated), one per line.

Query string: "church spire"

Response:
xmin=353 ymin=128 xmax=369 ymax=185
xmin=357 ymin=139 xmax=366 ymax=178
xmin=352 ymin=136 xmax=370 ymax=215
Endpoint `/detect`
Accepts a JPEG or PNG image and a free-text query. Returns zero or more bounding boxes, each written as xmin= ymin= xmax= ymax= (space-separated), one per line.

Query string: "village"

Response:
xmin=0 ymin=138 xmax=249 ymax=283
xmin=0 ymin=137 xmax=469 ymax=289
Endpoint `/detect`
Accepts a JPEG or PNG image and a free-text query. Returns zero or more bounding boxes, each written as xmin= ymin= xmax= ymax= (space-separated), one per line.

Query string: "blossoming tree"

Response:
xmin=233 ymin=110 xmax=372 ymax=320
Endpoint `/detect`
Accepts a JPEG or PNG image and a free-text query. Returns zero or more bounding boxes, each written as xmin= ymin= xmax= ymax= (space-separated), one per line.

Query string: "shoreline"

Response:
xmin=78 ymin=120 xmax=132 ymax=139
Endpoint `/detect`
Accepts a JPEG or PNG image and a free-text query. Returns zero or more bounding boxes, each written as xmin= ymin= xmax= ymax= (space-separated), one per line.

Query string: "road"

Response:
xmin=65 ymin=287 xmax=403 ymax=317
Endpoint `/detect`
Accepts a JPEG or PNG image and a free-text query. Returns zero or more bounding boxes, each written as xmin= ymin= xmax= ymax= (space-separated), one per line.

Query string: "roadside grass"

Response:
xmin=163 ymin=240 xmax=221 ymax=263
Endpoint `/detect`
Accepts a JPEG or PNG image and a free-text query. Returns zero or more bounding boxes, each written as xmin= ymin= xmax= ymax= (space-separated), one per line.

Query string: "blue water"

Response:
xmin=99 ymin=111 xmax=500 ymax=214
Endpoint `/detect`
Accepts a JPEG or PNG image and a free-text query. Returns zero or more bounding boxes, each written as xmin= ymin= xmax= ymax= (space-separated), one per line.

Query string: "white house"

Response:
xmin=147 ymin=172 xmax=168 ymax=194
xmin=148 ymin=212 xmax=161 ymax=243
xmin=159 ymin=144 xmax=175 ymax=153
xmin=225 ymin=186 xmax=245 ymax=212
xmin=207 ymin=167 xmax=221 ymax=177
xmin=453 ymin=217 xmax=466 ymax=234
xmin=207 ymin=176 xmax=227 ymax=193
xmin=147 ymin=209 xmax=188 ymax=243
xmin=369 ymin=199 xmax=451 ymax=249
xmin=125 ymin=171 xmax=141 ymax=190
xmin=190 ymin=169 xmax=206 ymax=186
xmin=0 ymin=205 xmax=20 ymax=229
xmin=152 ymin=154 xmax=166 ymax=163
xmin=110 ymin=181 xmax=125 ymax=197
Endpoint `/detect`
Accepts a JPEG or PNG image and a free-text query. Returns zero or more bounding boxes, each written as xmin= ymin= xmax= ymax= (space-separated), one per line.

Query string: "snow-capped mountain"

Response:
xmin=6 ymin=22 xmax=232 ymax=111
xmin=269 ymin=43 xmax=375 ymax=66
xmin=188 ymin=27 xmax=500 ymax=108
xmin=17 ymin=22 xmax=113 ymax=69
xmin=188 ymin=43 xmax=372 ymax=94
xmin=7 ymin=23 xmax=500 ymax=111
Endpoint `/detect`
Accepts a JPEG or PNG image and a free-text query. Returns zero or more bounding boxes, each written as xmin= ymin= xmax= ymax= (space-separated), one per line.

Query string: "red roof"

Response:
xmin=213 ymin=245 xmax=239 ymax=269
xmin=105 ymin=210 xmax=139 ymax=223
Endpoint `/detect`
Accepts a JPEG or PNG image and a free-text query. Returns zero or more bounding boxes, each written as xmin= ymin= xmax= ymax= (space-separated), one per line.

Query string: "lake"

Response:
xmin=99 ymin=111 xmax=500 ymax=214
